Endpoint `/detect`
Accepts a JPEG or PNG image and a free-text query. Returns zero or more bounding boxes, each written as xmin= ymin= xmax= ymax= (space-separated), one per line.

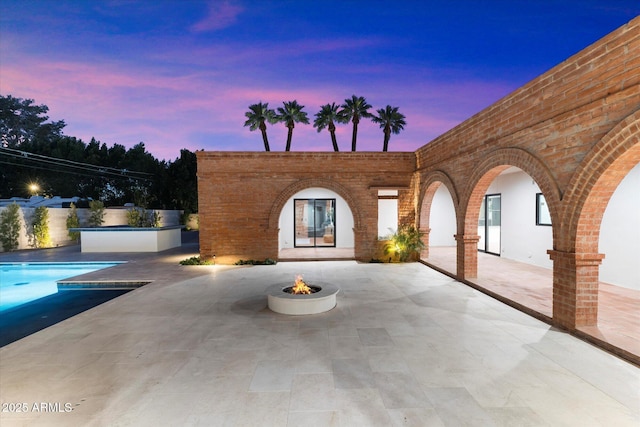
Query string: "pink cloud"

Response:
xmin=1 ymin=47 xmax=514 ymax=160
xmin=191 ymin=1 xmax=244 ymax=32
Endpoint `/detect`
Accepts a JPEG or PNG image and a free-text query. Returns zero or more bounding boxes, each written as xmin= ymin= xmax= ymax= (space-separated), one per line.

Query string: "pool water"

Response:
xmin=0 ymin=262 xmax=121 ymax=312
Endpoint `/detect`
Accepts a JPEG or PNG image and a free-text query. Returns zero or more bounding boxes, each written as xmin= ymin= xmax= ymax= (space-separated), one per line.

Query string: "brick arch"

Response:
xmin=562 ymin=111 xmax=640 ymax=253
xmin=267 ymin=178 xmax=362 ymax=230
xmin=417 ymin=170 xmax=459 ymax=231
xmin=461 ymin=147 xmax=562 ymax=238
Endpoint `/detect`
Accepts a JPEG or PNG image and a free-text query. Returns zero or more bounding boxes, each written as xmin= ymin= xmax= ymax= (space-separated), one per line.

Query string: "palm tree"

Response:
xmin=244 ymin=102 xmax=277 ymax=152
xmin=338 ymin=95 xmax=373 ymax=152
xmin=313 ymin=103 xmax=345 ymax=152
xmin=372 ymin=105 xmax=406 ymax=151
xmin=276 ymin=100 xmax=310 ymax=151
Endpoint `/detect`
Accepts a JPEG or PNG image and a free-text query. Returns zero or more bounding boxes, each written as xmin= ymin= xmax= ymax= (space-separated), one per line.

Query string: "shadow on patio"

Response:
xmin=422 ymin=246 xmax=640 ymax=366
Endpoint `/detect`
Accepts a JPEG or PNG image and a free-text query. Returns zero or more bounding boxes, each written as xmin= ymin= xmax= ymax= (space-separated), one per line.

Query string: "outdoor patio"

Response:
xmin=0 ymin=239 xmax=638 ymax=425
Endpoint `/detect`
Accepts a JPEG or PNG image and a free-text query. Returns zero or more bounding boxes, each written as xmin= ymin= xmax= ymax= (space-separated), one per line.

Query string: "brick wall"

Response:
xmin=196 ymin=152 xmax=415 ymax=264
xmin=197 ymin=16 xmax=639 ymax=330
xmin=415 ymin=16 xmax=639 ymax=329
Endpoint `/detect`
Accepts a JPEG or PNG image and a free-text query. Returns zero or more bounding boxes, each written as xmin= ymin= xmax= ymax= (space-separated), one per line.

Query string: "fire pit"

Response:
xmin=267 ymin=275 xmax=339 ymax=315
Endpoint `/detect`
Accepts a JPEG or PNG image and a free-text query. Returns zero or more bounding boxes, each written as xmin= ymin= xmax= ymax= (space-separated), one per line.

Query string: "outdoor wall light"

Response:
xmin=28 ymin=183 xmax=39 ymax=196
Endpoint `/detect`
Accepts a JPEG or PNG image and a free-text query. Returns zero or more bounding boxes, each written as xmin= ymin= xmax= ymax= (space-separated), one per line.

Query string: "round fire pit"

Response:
xmin=267 ymin=283 xmax=339 ymax=315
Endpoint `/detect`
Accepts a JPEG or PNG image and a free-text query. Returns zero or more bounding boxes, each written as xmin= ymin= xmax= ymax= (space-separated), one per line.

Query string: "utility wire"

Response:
xmin=0 ymin=159 xmax=153 ymax=182
xmin=0 ymin=147 xmax=156 ymax=181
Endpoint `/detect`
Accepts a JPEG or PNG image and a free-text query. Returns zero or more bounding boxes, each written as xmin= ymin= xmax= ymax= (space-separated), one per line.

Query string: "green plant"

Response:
xmin=0 ymin=202 xmax=22 ymax=252
xmin=31 ymin=206 xmax=52 ymax=248
xmin=126 ymin=207 xmax=143 ymax=227
xmin=180 ymin=209 xmax=191 ymax=228
xmin=127 ymin=208 xmax=162 ymax=227
xmin=66 ymin=203 xmax=80 ymax=242
xmin=180 ymin=256 xmax=213 ymax=265
xmin=88 ymin=200 xmax=105 ymax=227
xmin=384 ymin=224 xmax=425 ymax=262
xmin=234 ymin=258 xmax=277 ymax=265
xmin=147 ymin=210 xmax=162 ymax=228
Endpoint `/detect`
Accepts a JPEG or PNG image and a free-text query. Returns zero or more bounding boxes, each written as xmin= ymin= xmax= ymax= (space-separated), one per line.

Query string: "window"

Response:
xmin=377 ymin=190 xmax=398 ymax=239
xmin=536 ymin=193 xmax=552 ymax=226
xmin=478 ymin=194 xmax=501 ymax=255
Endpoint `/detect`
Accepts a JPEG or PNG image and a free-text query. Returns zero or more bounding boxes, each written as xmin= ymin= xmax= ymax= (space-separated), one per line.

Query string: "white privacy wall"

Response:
xmin=599 ymin=163 xmax=640 ymax=290
xmin=278 ymin=188 xmax=354 ymax=249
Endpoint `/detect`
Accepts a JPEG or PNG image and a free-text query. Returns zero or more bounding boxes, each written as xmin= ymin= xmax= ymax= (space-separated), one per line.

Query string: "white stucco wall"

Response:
xmin=482 ymin=166 xmax=639 ymax=290
xmin=79 ymin=227 xmax=182 ymax=252
xmin=599 ymin=162 xmax=640 ymax=290
xmin=485 ymin=168 xmax=553 ymax=269
xmin=428 ymin=184 xmax=457 ymax=246
xmin=279 ymin=188 xmax=354 ymax=249
xmin=378 ymin=199 xmax=397 ymax=238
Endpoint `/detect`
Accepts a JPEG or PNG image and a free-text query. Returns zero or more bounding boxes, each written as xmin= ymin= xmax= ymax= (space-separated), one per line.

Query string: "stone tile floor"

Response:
xmin=423 ymin=246 xmax=640 ymax=364
xmin=0 ymin=240 xmax=638 ymax=426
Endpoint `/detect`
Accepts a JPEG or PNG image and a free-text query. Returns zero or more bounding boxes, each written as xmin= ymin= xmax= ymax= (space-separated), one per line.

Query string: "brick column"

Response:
xmin=420 ymin=227 xmax=431 ymax=258
xmin=547 ymin=250 xmax=605 ymax=329
xmin=353 ymin=227 xmax=369 ymax=262
xmin=454 ymin=234 xmax=480 ymax=279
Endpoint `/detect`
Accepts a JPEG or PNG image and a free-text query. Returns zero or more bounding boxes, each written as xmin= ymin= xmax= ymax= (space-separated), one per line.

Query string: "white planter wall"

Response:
xmin=0 ymin=207 xmax=183 ymax=252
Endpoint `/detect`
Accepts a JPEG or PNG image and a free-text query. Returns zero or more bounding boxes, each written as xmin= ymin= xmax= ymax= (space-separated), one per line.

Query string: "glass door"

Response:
xmin=477 ymin=194 xmax=501 ymax=255
xmin=294 ymin=199 xmax=336 ymax=247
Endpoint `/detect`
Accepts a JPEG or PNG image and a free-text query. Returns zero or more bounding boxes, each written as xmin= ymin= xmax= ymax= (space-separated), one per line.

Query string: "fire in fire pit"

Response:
xmin=267 ymin=278 xmax=339 ymax=315
xmin=284 ymin=275 xmax=321 ymax=295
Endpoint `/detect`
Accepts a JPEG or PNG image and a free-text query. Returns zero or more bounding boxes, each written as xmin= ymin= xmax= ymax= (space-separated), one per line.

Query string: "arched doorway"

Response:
xmin=278 ymin=187 xmax=355 ymax=260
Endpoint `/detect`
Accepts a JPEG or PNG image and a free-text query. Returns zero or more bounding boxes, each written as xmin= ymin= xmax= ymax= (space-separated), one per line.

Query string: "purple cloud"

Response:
xmin=190 ymin=1 xmax=244 ymax=32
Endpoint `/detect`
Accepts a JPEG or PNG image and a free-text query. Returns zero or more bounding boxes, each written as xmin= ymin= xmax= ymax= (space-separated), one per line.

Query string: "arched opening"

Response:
xmin=570 ymin=145 xmax=640 ymax=349
xmin=599 ymin=162 xmax=640 ymax=290
xmin=462 ymin=160 xmax=558 ymax=319
xmin=278 ymin=187 xmax=355 ymax=260
xmin=552 ymin=112 xmax=640 ymax=341
xmin=419 ymin=181 xmax=456 ymax=272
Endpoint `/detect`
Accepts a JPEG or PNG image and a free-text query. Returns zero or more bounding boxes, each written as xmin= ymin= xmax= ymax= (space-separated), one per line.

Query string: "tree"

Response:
xmin=244 ymin=102 xmax=277 ymax=152
xmin=164 ymin=149 xmax=198 ymax=214
xmin=276 ymin=100 xmax=310 ymax=151
xmin=313 ymin=103 xmax=345 ymax=152
xmin=66 ymin=203 xmax=80 ymax=242
xmin=372 ymin=105 xmax=407 ymax=152
xmin=0 ymin=95 xmax=66 ymax=198
xmin=88 ymin=200 xmax=105 ymax=227
xmin=0 ymin=93 xmax=196 ymax=210
xmin=0 ymin=202 xmax=21 ymax=251
xmin=31 ymin=206 xmax=52 ymax=248
xmin=339 ymin=95 xmax=373 ymax=152
xmin=0 ymin=95 xmax=65 ymax=148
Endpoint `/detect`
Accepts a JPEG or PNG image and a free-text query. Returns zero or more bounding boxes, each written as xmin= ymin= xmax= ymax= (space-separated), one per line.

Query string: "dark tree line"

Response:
xmin=0 ymin=95 xmax=197 ymax=214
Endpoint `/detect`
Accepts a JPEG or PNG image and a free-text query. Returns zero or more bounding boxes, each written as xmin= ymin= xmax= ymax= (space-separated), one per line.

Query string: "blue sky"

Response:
xmin=2 ymin=1 xmax=638 ymax=160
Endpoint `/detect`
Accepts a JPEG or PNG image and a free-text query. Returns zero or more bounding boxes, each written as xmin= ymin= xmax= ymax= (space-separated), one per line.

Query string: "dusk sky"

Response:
xmin=2 ymin=1 xmax=638 ymax=161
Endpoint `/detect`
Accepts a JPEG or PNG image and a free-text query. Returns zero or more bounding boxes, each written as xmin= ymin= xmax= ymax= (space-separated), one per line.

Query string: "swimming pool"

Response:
xmin=0 ymin=262 xmax=122 ymax=312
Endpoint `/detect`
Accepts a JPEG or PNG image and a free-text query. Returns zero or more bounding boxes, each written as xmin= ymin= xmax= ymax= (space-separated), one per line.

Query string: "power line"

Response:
xmin=0 ymin=147 xmax=156 ymax=181
xmin=0 ymin=159 xmax=152 ymax=182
